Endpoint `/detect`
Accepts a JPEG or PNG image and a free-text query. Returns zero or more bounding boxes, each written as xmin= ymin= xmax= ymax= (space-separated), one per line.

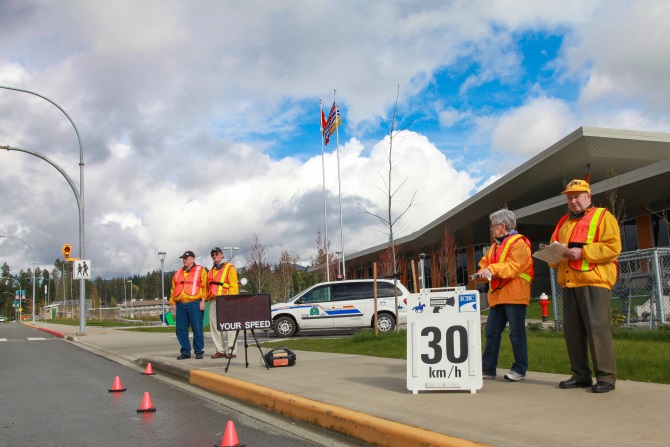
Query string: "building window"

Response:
xmin=620 ymin=219 xmax=639 ymax=252
xmin=455 ymin=248 xmax=468 ymax=286
xmin=407 ymin=265 xmax=416 ymax=293
xmin=652 ymin=212 xmax=669 ymax=247
xmin=417 ymin=255 xmax=432 ymax=289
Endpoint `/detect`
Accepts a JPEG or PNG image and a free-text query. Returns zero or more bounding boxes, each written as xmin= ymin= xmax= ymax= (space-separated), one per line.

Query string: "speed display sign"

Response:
xmin=406 ymin=287 xmax=482 ymax=394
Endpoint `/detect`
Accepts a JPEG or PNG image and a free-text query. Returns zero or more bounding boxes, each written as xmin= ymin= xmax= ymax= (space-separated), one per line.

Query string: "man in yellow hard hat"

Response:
xmin=550 ymin=179 xmax=621 ymax=393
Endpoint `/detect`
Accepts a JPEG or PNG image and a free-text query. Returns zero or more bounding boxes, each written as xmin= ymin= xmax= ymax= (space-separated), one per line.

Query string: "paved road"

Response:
xmin=0 ymin=323 xmax=367 ymax=447
xmin=18 ymin=321 xmax=670 ymax=447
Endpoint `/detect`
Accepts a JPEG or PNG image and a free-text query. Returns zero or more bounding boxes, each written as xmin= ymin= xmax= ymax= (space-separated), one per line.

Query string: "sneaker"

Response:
xmin=195 ymin=353 xmax=204 ymax=359
xmin=483 ymin=373 xmax=496 ymax=379
xmin=504 ymin=370 xmax=525 ymax=381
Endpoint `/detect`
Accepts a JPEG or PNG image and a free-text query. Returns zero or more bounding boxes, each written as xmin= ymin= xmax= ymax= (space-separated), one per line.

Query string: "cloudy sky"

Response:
xmin=1 ymin=0 xmax=669 ymax=279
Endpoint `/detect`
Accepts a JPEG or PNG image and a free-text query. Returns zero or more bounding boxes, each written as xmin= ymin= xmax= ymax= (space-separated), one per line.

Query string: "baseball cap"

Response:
xmin=562 ymin=179 xmax=591 ymax=195
xmin=179 ymin=250 xmax=195 ymax=259
xmin=210 ymin=246 xmax=223 ymax=255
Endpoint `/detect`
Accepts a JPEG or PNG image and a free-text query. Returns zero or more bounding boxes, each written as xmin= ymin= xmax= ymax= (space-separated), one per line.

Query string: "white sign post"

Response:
xmin=406 ymin=287 xmax=482 ymax=394
xmin=72 ymin=260 xmax=92 ymax=280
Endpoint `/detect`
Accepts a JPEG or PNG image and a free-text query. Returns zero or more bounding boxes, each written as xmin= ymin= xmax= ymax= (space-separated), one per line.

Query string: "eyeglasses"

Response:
xmin=211 ymin=253 xmax=222 ymax=258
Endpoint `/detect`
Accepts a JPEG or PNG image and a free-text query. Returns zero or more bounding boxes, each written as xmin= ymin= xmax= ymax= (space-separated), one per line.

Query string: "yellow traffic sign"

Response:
xmin=19 ymin=307 xmax=23 ymax=312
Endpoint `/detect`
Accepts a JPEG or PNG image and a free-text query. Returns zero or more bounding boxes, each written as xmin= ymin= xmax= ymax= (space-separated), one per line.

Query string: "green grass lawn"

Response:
xmin=261 ymin=328 xmax=670 ymax=384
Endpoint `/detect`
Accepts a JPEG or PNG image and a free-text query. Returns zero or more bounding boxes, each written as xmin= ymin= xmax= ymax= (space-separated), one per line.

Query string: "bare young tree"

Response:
xmin=245 ymin=233 xmax=271 ymax=294
xmin=312 ymin=228 xmax=336 ymax=282
xmin=269 ymin=250 xmax=300 ymax=303
xmin=377 ymin=243 xmax=403 ymax=279
xmin=437 ymin=226 xmax=459 ymax=287
xmin=604 ymin=168 xmax=627 ymax=223
xmin=356 ymin=86 xmax=416 ymax=330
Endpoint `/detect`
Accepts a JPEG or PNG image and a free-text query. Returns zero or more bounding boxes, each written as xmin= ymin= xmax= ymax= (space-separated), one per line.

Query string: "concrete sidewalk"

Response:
xmin=25 ymin=322 xmax=669 ymax=447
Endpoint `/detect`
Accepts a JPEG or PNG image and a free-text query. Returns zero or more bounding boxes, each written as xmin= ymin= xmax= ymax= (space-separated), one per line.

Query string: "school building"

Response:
xmin=343 ymin=127 xmax=670 ymax=298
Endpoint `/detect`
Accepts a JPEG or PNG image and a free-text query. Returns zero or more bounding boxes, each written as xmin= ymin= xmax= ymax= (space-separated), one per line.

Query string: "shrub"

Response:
xmin=610 ymin=309 xmax=626 ymax=328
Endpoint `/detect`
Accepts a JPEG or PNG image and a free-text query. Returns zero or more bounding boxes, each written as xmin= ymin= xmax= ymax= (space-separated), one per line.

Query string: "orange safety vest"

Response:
xmin=551 ymin=207 xmax=606 ymax=272
xmin=487 ymin=233 xmax=533 ymax=290
xmin=208 ymin=263 xmax=233 ymax=297
xmin=173 ymin=265 xmax=204 ymax=296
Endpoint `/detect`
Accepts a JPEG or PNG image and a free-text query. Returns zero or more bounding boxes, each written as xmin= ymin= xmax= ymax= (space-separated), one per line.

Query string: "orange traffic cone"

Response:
xmin=108 ymin=376 xmax=127 ymax=392
xmin=136 ymin=391 xmax=156 ymax=412
xmin=215 ymin=420 xmax=245 ymax=447
xmin=142 ymin=362 xmax=156 ymax=375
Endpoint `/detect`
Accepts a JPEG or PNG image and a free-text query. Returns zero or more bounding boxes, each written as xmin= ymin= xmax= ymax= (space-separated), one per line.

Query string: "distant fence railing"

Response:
xmin=550 ymin=247 xmax=670 ymax=329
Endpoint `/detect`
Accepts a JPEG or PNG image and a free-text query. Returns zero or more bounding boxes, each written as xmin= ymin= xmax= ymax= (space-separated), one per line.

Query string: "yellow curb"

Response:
xmin=190 ymin=369 xmax=490 ymax=447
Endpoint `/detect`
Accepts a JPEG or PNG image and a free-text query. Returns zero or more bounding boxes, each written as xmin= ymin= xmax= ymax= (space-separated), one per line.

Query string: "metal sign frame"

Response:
xmin=407 ymin=287 xmax=483 ymax=394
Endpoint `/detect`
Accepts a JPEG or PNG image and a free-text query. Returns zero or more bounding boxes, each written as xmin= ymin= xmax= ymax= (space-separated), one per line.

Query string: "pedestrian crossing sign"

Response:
xmin=73 ymin=260 xmax=92 ymax=280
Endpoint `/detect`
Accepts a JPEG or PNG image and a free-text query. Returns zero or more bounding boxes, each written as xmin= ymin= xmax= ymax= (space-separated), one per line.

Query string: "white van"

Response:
xmin=271 ymin=279 xmax=410 ymax=337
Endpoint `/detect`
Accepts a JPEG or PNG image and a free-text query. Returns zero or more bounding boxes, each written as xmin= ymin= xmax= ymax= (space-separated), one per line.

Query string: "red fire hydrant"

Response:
xmin=539 ymin=293 xmax=550 ymax=322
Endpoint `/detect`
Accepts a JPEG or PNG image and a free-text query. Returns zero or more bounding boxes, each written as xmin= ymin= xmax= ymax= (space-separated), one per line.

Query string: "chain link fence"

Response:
xmin=550 ymin=247 xmax=670 ymax=330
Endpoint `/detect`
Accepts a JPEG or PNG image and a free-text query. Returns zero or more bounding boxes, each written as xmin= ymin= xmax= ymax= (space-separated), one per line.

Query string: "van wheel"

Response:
xmin=376 ymin=313 xmax=396 ymax=332
xmin=274 ymin=316 xmax=297 ymax=337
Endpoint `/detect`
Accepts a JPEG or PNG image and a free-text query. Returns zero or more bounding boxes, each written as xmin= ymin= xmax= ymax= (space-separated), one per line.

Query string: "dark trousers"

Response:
xmin=563 ymin=286 xmax=616 ymax=385
xmin=175 ymin=301 xmax=205 ymax=356
xmin=482 ymin=304 xmax=528 ymax=376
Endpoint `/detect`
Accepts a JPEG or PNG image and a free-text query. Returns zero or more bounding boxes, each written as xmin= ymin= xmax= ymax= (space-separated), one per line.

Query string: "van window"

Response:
xmin=377 ymin=282 xmax=402 ymax=298
xmin=331 ymin=282 xmax=372 ymax=301
xmin=300 ymin=285 xmax=331 ymax=304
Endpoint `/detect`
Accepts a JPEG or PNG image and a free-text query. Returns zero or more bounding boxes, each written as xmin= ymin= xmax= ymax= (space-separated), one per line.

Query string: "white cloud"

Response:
xmin=563 ymin=1 xmax=670 ymax=112
xmin=490 ymin=96 xmax=577 ymax=157
xmin=0 ymin=62 xmax=29 ymax=84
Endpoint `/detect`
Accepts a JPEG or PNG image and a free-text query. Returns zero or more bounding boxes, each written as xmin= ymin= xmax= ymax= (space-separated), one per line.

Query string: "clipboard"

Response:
xmin=532 ymin=242 xmax=567 ymax=264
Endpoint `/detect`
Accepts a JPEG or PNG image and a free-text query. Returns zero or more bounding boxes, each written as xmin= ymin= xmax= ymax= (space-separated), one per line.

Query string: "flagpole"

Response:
xmin=319 ymin=98 xmax=330 ymax=282
xmin=334 ymin=89 xmax=345 ymax=279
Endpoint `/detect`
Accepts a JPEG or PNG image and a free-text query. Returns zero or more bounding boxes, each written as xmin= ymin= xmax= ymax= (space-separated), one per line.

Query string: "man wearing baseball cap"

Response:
xmin=170 ymin=250 xmax=208 ymax=359
xmin=549 ymin=179 xmax=621 ymax=393
xmin=206 ymin=247 xmax=240 ymax=359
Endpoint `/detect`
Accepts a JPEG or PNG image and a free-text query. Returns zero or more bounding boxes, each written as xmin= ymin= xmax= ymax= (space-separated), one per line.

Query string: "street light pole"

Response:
xmin=223 ymin=246 xmax=240 ymax=262
xmin=0 ymin=235 xmax=36 ymax=323
xmin=127 ymin=279 xmax=133 ymax=319
xmin=0 ymin=85 xmax=86 ymax=334
xmin=158 ymin=252 xmax=166 ymax=326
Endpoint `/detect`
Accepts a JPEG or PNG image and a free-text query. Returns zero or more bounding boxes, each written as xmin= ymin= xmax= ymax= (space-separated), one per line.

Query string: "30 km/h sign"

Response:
xmin=406 ymin=287 xmax=482 ymax=394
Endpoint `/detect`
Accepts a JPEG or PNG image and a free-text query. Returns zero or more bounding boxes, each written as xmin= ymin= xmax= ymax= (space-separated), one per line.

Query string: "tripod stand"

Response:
xmin=224 ymin=328 xmax=270 ymax=372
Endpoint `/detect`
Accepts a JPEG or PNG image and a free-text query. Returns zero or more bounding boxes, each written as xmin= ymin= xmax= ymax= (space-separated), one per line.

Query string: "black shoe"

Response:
xmin=195 ymin=353 xmax=204 ymax=359
xmin=176 ymin=354 xmax=190 ymax=360
xmin=591 ymin=381 xmax=615 ymax=393
xmin=558 ymin=378 xmax=592 ymax=389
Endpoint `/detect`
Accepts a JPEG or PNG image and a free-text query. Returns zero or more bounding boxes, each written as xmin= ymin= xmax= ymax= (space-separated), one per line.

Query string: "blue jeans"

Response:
xmin=175 ymin=301 xmax=205 ymax=356
xmin=482 ymin=304 xmax=528 ymax=377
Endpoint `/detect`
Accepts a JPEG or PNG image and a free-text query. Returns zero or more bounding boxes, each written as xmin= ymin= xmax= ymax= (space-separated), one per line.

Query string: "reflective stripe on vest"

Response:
xmin=551 ymin=207 xmax=606 ymax=272
xmin=488 ymin=234 xmax=533 ymax=290
xmin=208 ymin=263 xmax=233 ymax=297
xmin=173 ymin=265 xmax=203 ymax=296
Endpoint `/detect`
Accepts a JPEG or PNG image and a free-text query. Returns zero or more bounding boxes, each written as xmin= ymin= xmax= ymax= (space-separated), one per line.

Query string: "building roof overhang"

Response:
xmin=346 ymin=126 xmax=670 ymax=266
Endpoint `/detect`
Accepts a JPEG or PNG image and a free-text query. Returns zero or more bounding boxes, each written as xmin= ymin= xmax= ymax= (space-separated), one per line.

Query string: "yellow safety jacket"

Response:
xmin=550 ymin=207 xmax=621 ymax=289
xmin=170 ymin=265 xmax=207 ymax=304
xmin=207 ymin=263 xmax=239 ymax=298
xmin=487 ymin=234 xmax=534 ymax=290
xmin=479 ymin=232 xmax=533 ymax=307
xmin=551 ymin=207 xmax=606 ymax=271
